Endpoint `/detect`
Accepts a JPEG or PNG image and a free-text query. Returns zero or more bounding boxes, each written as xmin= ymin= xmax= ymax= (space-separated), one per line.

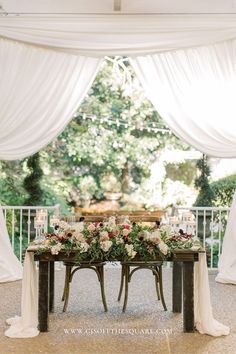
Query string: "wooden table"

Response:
xmin=29 ymin=249 xmax=203 ymax=333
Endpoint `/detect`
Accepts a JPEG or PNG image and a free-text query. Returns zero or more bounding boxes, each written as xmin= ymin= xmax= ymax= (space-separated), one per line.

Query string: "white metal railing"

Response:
xmin=172 ymin=206 xmax=230 ymax=269
xmin=1 ymin=205 xmax=60 ymax=263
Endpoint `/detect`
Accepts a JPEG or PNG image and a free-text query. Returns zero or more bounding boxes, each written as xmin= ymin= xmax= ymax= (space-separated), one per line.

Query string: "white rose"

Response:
xmin=125 ymin=244 xmax=137 ymax=259
xmin=158 ymin=241 xmax=169 ymax=255
xmin=143 ymin=230 xmax=151 ymax=240
xmin=122 ymin=229 xmax=130 ymax=236
xmin=50 ymin=243 xmax=62 ymax=255
xmin=107 ymin=216 xmax=116 ymax=228
xmin=116 ymin=238 xmax=124 ymax=244
xmin=100 ymin=240 xmax=112 ymax=252
xmin=74 ymin=222 xmax=84 ymax=233
xmin=80 ymin=242 xmax=90 ymax=253
xmin=58 ymin=221 xmax=70 ymax=230
xmin=149 ymin=230 xmax=161 ymax=244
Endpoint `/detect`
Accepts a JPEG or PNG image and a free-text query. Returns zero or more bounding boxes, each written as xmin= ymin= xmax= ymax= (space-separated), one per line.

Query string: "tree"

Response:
xmin=23 ymin=153 xmax=43 ymax=205
xmin=41 ymin=57 xmax=187 ymax=207
xmin=194 ymin=154 xmax=214 ymax=206
xmin=0 ymin=57 xmax=193 ymax=209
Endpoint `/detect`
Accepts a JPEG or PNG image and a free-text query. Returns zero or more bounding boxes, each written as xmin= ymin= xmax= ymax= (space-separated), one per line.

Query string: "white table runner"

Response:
xmin=5 ymin=251 xmax=230 ymax=338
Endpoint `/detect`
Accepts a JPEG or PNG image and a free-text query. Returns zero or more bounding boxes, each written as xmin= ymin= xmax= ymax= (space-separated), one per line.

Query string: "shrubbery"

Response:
xmin=210 ymin=174 xmax=236 ymax=206
xmin=194 ymin=155 xmax=214 ymax=206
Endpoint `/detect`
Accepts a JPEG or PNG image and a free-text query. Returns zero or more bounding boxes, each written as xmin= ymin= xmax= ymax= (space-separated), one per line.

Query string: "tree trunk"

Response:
xmin=121 ymin=162 xmax=130 ymax=194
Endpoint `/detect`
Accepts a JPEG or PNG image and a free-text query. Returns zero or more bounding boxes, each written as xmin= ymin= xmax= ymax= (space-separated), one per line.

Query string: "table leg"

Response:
xmin=172 ymin=262 xmax=182 ymax=313
xmin=183 ymin=261 xmax=194 ymax=332
xmin=49 ymin=261 xmax=55 ymax=313
xmin=38 ymin=261 xmax=49 ymax=332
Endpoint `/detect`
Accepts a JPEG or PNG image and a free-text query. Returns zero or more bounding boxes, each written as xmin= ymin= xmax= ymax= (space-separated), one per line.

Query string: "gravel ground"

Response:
xmin=0 ymin=265 xmax=236 ymax=354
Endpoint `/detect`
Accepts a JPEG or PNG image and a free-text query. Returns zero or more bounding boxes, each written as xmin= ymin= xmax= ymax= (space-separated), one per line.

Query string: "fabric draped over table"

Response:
xmin=5 ymin=251 xmax=230 ymax=338
xmin=5 ymin=252 xmax=38 ymax=338
xmin=0 ymin=208 xmax=22 ymax=282
xmin=216 ymin=191 xmax=236 ymax=284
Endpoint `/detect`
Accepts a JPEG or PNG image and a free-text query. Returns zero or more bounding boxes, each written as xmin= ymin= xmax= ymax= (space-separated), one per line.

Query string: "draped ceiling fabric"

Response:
xmin=131 ymin=39 xmax=236 ymax=157
xmin=0 ymin=37 xmax=101 ymax=160
xmin=1 ymin=15 xmax=236 ymax=56
xmin=0 ymin=15 xmax=236 ymax=158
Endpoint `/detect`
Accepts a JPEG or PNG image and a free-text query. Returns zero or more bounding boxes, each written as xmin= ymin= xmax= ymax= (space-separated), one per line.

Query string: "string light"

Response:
xmin=74 ymin=112 xmax=171 ymax=134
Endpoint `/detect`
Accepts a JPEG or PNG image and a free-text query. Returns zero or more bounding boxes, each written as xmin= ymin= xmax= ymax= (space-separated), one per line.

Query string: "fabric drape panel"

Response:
xmin=216 ymin=191 xmax=236 ymax=285
xmin=0 ymin=38 xmax=101 ymax=160
xmin=130 ymin=39 xmax=236 ymax=157
xmin=1 ymin=15 xmax=236 ymax=56
xmin=0 ymin=208 xmax=22 ymax=282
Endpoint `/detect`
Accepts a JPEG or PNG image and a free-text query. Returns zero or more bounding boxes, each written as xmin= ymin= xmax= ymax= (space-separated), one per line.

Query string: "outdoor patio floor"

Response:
xmin=0 ymin=265 xmax=236 ymax=354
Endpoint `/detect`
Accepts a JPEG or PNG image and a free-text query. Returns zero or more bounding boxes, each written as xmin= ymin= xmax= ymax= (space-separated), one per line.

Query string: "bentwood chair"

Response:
xmin=117 ymin=260 xmax=167 ymax=312
xmin=62 ymin=260 xmax=108 ymax=312
xmin=60 ymin=215 xmax=108 ymax=313
xmin=115 ymin=213 xmax=167 ymax=313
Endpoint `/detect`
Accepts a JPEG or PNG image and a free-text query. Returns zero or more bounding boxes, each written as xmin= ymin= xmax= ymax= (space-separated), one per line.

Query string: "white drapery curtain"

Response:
xmin=130 ymin=39 xmax=236 ymax=157
xmin=0 ymin=208 xmax=22 ymax=282
xmin=1 ymin=15 xmax=236 ymax=158
xmin=1 ymin=14 xmax=236 ymax=56
xmin=216 ymin=191 xmax=236 ymax=284
xmin=0 ymin=38 xmax=101 ymax=160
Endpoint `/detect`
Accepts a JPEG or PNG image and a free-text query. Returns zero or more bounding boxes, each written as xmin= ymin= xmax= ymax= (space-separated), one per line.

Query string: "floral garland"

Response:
xmin=33 ymin=216 xmax=201 ymax=262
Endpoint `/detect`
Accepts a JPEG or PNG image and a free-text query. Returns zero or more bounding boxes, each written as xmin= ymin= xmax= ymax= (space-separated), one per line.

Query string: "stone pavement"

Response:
xmin=0 ymin=266 xmax=235 ymax=354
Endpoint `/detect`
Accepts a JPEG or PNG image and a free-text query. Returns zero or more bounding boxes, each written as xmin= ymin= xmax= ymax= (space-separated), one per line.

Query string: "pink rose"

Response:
xmin=87 ymin=224 xmax=96 ymax=232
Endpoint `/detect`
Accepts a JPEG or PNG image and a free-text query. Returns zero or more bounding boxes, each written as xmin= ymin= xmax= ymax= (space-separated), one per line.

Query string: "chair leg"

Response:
xmin=158 ymin=266 xmax=167 ymax=311
xmin=118 ymin=264 xmax=125 ymax=301
xmin=62 ymin=265 xmax=71 ymax=302
xmin=122 ymin=265 xmax=130 ymax=313
xmin=154 ymin=275 xmax=161 ymax=301
xmin=63 ymin=266 xmax=72 ymax=312
xmin=97 ymin=265 xmax=108 ymax=312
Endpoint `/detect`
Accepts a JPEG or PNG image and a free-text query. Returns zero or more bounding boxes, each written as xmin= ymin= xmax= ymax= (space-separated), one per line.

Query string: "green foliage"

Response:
xmin=23 ymin=153 xmax=43 ymax=205
xmin=194 ymin=155 xmax=214 ymax=206
xmin=0 ymin=161 xmax=26 ymax=205
xmin=165 ymin=161 xmax=197 ymax=186
xmin=0 ymin=57 xmax=192 ymax=210
xmin=210 ymin=174 xmax=236 ymax=206
xmin=43 ymin=57 xmax=185 ymax=206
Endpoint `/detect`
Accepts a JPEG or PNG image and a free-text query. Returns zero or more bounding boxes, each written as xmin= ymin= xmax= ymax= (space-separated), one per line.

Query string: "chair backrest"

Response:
xmin=60 ymin=210 xmax=165 ymax=223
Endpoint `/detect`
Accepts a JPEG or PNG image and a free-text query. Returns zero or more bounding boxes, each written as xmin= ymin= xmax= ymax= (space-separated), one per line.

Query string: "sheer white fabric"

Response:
xmin=195 ymin=253 xmax=229 ymax=336
xmin=5 ymin=250 xmax=229 ymax=338
xmin=131 ymin=39 xmax=236 ymax=157
xmin=1 ymin=14 xmax=236 ymax=56
xmin=0 ymin=208 xmax=22 ymax=282
xmin=216 ymin=191 xmax=236 ymax=284
xmin=5 ymin=251 xmax=38 ymax=338
xmin=0 ymin=38 xmax=101 ymax=160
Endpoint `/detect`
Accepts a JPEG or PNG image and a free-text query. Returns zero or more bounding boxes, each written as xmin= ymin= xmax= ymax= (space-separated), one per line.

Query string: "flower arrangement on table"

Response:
xmin=32 ymin=216 xmax=201 ymax=262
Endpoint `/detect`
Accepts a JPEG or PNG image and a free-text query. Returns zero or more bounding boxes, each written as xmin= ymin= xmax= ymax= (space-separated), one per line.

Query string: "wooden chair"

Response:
xmin=61 ymin=260 xmax=108 ymax=312
xmin=118 ymin=261 xmax=167 ymax=312
xmin=60 ymin=215 xmax=108 ymax=313
xmin=60 ymin=211 xmax=167 ymax=313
